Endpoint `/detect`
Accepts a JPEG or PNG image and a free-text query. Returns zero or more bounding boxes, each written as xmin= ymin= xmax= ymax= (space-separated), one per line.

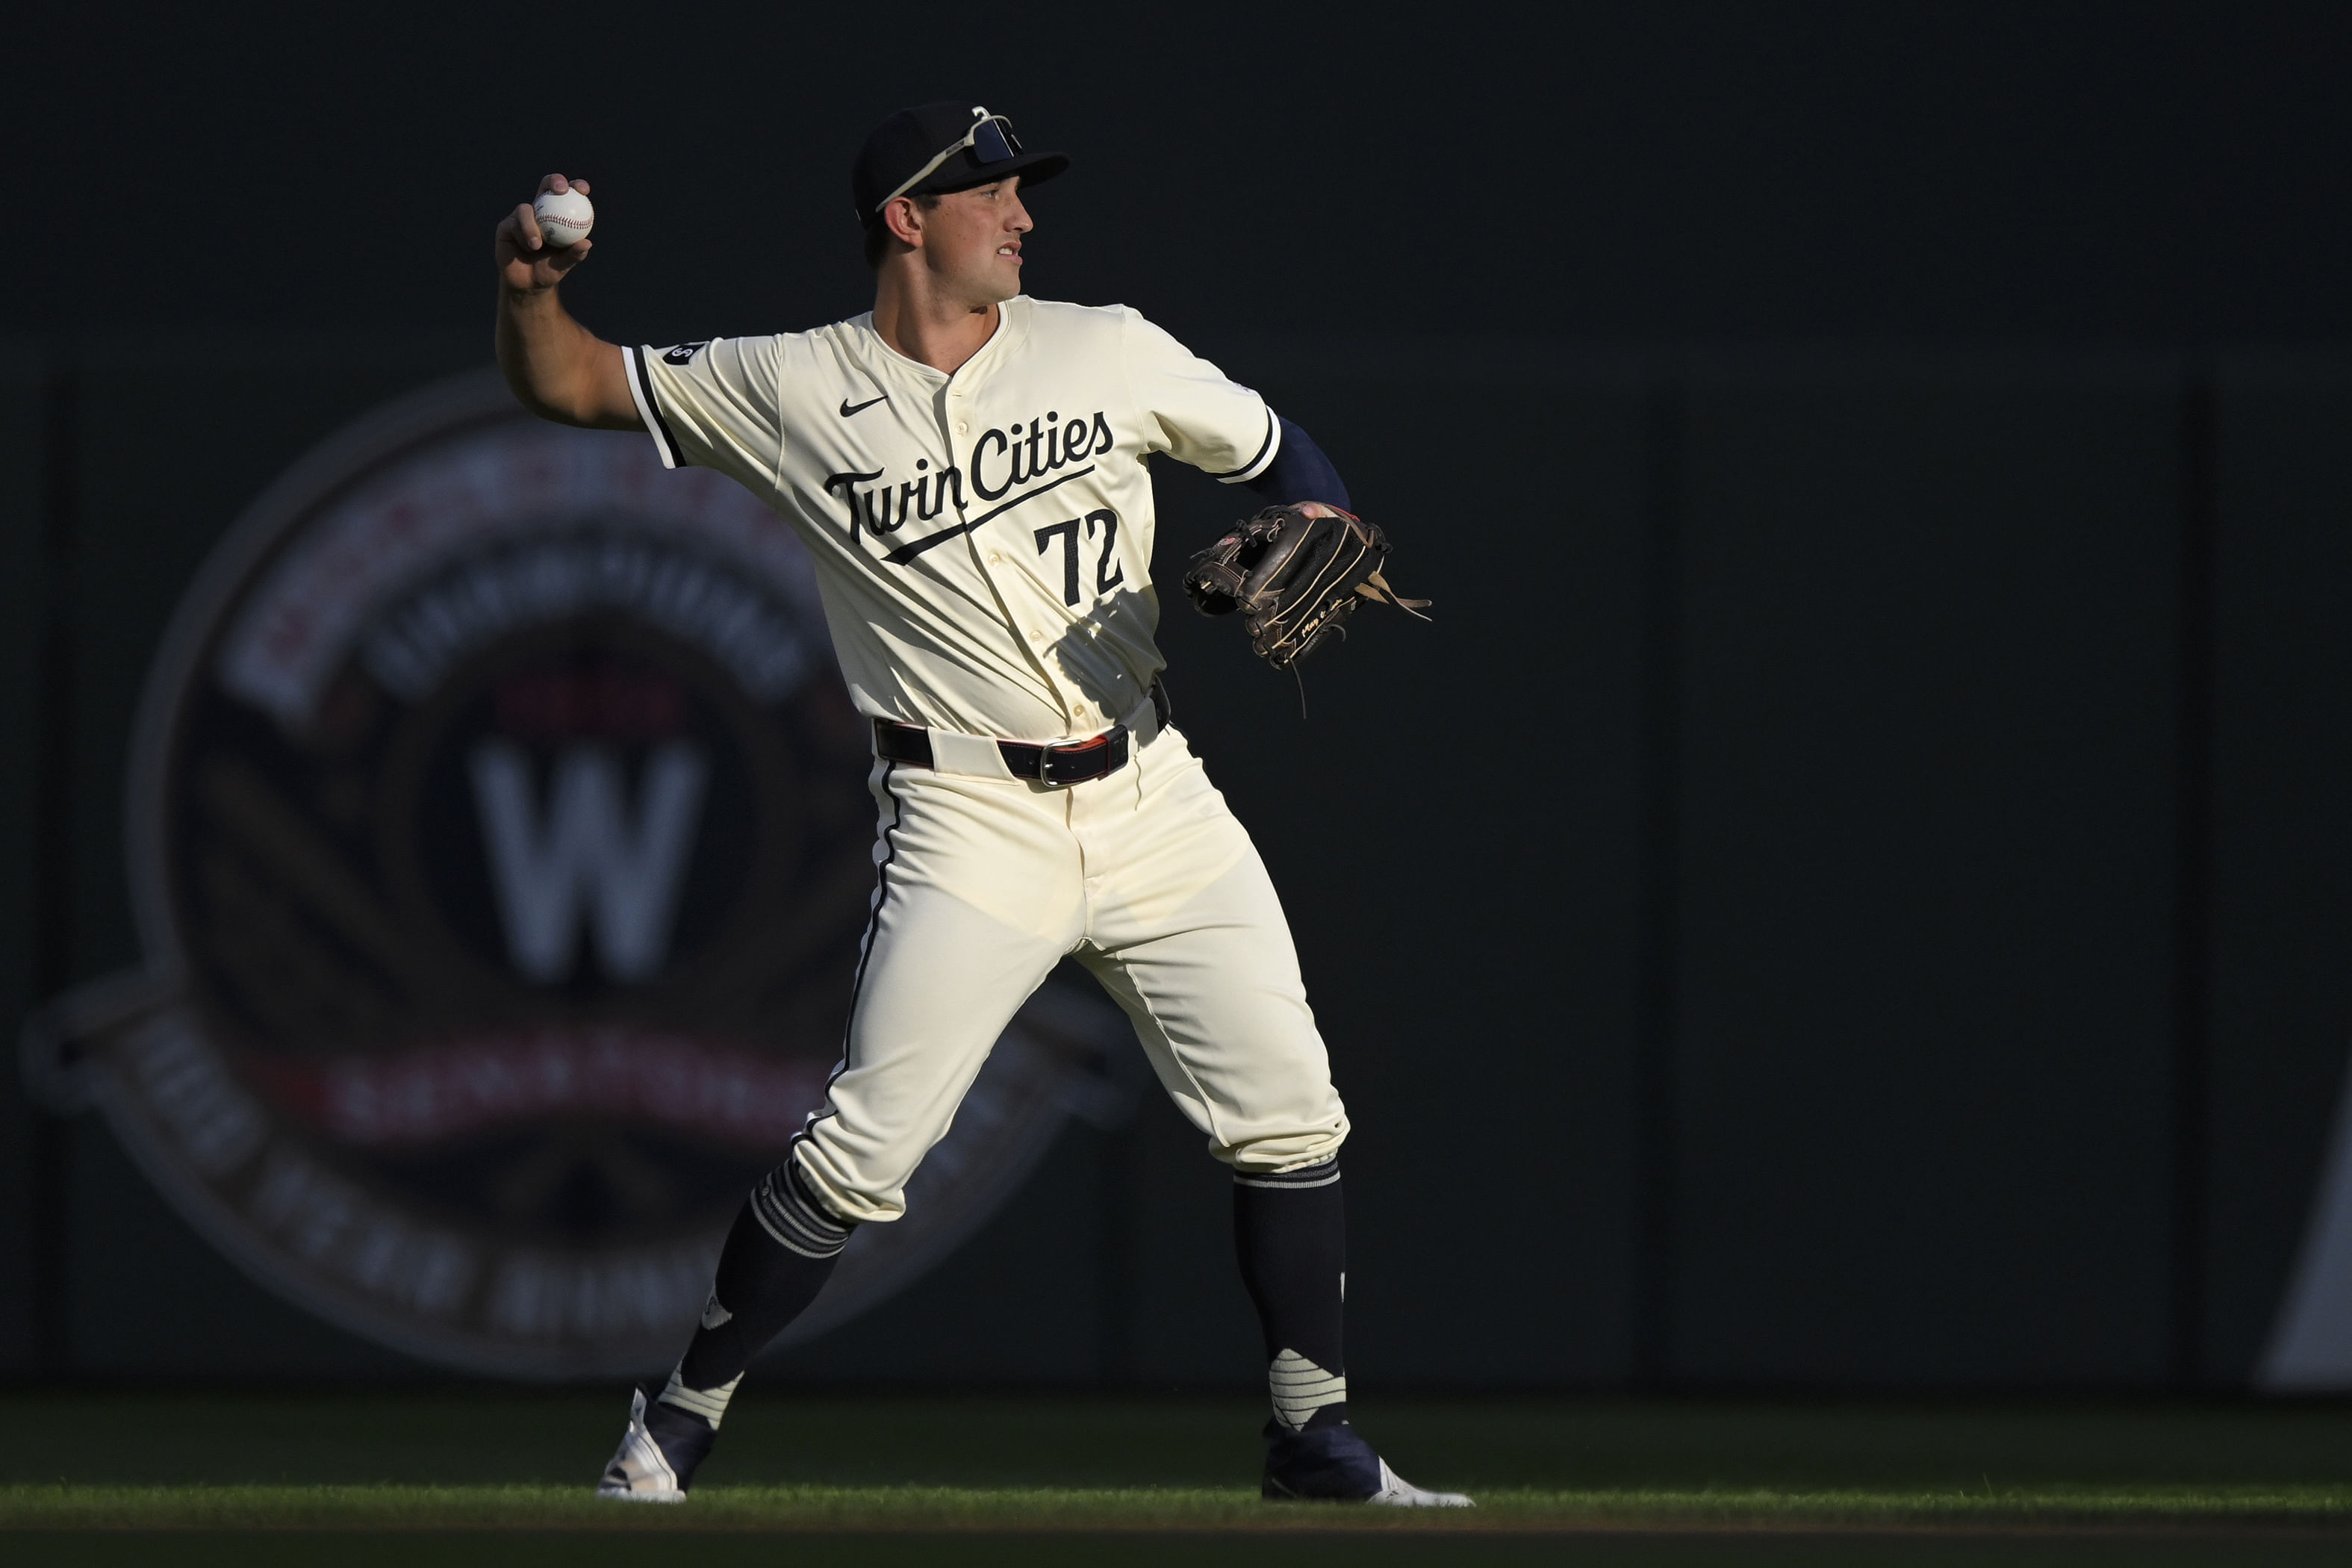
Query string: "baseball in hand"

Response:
xmin=532 ymin=188 xmax=595 ymax=247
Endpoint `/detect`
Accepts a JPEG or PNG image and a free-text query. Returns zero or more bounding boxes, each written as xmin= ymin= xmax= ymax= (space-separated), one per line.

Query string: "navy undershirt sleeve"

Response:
xmin=1241 ymin=416 xmax=1352 ymax=512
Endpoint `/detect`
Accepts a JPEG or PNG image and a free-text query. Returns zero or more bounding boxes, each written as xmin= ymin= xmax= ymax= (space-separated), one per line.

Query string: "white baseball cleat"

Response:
xmin=1261 ymin=1419 xmax=1475 ymax=1507
xmin=1368 ymin=1456 xmax=1475 ymax=1508
xmin=595 ymin=1387 xmax=705 ymax=1502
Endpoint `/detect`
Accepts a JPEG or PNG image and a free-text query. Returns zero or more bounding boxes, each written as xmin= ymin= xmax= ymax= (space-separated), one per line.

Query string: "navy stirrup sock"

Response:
xmin=659 ymin=1158 xmax=853 ymax=1429
xmin=1233 ymin=1156 xmax=1349 ymax=1431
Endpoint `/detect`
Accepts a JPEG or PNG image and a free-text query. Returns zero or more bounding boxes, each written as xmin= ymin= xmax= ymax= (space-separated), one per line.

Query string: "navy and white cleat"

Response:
xmin=1261 ymin=1419 xmax=1474 ymax=1508
xmin=596 ymin=1387 xmax=717 ymax=1502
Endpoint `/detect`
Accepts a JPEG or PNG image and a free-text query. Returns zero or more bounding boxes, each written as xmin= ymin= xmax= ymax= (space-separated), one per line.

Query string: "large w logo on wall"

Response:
xmin=470 ymin=741 xmax=709 ymax=983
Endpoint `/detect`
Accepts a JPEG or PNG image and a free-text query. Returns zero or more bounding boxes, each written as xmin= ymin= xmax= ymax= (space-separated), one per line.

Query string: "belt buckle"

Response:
xmin=1031 ymin=727 xmax=1123 ymax=785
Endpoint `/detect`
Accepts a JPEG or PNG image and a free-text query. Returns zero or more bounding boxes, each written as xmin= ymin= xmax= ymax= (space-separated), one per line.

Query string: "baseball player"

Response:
xmin=494 ymin=101 xmax=1466 ymax=1508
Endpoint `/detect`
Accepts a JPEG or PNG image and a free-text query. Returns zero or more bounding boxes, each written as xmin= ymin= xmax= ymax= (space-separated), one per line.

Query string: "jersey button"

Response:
xmin=955 ymin=421 xmax=970 ymax=434
xmin=1027 ymin=629 xmax=1043 ymax=643
xmin=986 ymin=551 xmax=1001 ymax=564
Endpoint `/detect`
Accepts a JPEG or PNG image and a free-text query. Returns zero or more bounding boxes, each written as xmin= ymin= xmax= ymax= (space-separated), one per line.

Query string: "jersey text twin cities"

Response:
xmin=824 ymin=406 xmax=1118 ymax=543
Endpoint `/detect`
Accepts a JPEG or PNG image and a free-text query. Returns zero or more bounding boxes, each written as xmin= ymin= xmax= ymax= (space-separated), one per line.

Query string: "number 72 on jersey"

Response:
xmin=1034 ymin=510 xmax=1123 ymax=606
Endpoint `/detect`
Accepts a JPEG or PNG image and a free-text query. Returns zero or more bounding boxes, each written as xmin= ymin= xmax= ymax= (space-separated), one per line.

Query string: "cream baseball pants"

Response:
xmin=791 ymin=718 xmax=1351 ymax=1225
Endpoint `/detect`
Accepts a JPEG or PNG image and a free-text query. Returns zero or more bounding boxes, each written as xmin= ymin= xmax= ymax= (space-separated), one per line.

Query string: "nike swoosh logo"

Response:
xmin=840 ymin=394 xmax=887 ymax=417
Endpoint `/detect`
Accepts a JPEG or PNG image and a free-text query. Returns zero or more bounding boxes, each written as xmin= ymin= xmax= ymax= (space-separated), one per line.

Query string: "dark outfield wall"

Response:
xmin=4 ymin=5 xmax=2351 ymax=346
xmin=0 ymin=337 xmax=2345 ymax=1389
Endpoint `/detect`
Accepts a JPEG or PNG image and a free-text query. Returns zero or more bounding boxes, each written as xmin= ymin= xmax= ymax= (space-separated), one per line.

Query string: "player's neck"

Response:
xmin=870 ymin=270 xmax=1004 ymax=376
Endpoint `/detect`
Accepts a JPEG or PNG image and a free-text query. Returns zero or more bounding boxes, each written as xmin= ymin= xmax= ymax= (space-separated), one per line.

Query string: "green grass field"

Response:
xmin=7 ymin=1391 xmax=2352 ymax=1564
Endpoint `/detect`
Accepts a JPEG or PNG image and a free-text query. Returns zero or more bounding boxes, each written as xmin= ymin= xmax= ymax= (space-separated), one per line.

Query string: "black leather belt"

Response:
xmin=874 ymin=680 xmax=1171 ymax=786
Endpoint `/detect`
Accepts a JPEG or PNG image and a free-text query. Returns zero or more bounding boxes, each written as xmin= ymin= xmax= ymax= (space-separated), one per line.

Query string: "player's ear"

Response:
xmin=881 ymin=196 xmax=924 ymax=249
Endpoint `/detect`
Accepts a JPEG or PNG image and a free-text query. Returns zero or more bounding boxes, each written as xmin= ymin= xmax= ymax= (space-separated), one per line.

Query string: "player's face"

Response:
xmin=920 ymin=177 xmax=1031 ymax=305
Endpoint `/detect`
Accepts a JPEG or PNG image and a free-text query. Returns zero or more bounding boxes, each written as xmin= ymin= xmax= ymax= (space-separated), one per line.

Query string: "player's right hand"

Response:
xmin=496 ymin=173 xmax=594 ymax=292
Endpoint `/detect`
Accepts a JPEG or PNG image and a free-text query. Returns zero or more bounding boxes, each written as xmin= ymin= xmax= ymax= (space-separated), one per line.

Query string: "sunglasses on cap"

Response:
xmin=877 ymin=107 xmax=1026 ymax=211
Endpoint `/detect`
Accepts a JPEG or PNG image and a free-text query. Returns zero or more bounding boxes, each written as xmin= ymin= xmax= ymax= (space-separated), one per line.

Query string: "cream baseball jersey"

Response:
xmin=623 ymin=296 xmax=1280 ymax=741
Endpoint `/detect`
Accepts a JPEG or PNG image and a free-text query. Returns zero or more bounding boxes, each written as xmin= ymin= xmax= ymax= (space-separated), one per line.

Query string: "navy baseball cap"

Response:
xmin=852 ymin=102 xmax=1068 ymax=217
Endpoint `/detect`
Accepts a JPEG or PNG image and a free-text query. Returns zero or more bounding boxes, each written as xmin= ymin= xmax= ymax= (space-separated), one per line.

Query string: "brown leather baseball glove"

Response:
xmin=1180 ymin=506 xmax=1431 ymax=670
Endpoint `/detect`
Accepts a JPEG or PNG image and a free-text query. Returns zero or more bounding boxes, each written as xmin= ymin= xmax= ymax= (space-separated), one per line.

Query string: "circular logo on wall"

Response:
xmin=25 ymin=372 xmax=1134 ymax=1378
